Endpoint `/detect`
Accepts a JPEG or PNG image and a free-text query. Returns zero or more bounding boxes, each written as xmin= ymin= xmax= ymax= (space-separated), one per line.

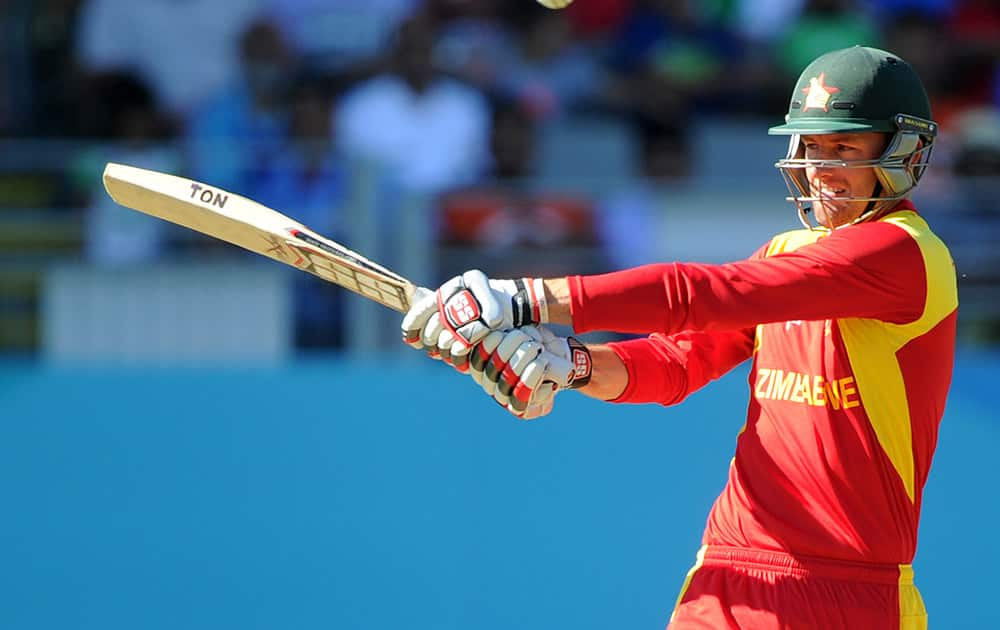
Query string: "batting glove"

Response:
xmin=400 ymin=270 xmax=548 ymax=371
xmin=469 ymin=325 xmax=592 ymax=419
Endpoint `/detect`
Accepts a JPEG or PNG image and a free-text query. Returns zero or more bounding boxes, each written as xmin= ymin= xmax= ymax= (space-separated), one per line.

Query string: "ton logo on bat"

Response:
xmin=189 ymin=183 xmax=229 ymax=209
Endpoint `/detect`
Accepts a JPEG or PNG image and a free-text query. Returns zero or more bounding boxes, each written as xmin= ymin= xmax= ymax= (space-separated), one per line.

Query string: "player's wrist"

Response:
xmin=491 ymin=277 xmax=549 ymax=326
xmin=540 ymin=278 xmax=572 ymax=325
xmin=533 ymin=278 xmax=550 ymax=323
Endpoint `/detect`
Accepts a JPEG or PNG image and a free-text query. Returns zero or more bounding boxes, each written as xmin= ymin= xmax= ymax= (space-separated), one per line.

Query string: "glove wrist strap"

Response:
xmin=512 ymin=278 xmax=549 ymax=326
xmin=566 ymin=337 xmax=592 ymax=389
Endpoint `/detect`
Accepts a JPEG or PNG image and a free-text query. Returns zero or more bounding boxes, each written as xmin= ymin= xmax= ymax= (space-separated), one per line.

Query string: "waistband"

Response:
xmin=701 ymin=545 xmax=914 ymax=585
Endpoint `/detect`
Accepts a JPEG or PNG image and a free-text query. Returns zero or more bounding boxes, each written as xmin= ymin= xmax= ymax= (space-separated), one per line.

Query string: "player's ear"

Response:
xmin=906 ymin=138 xmax=925 ymax=167
xmin=875 ymin=132 xmax=892 ymax=156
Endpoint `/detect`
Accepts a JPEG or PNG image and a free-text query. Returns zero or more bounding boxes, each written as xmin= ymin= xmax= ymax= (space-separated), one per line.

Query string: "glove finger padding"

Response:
xmin=480 ymin=329 xmax=535 ymax=397
xmin=494 ymin=339 xmax=544 ymax=402
xmin=469 ymin=325 xmax=574 ymax=419
xmin=422 ymin=312 xmax=446 ymax=359
xmin=493 ymin=328 xmax=545 ymax=400
xmin=484 ymin=326 xmax=542 ymax=394
xmin=505 ymin=355 xmax=552 ymax=414
xmin=519 ymin=382 xmax=558 ymax=419
xmin=439 ymin=339 xmax=471 ymax=372
xmin=506 ymin=352 xmax=574 ymax=415
xmin=401 ymin=287 xmax=436 ymax=349
xmin=470 ymin=330 xmax=505 ymax=386
xmin=449 ymin=350 xmax=470 ymax=373
xmin=436 ymin=327 xmax=459 ymax=366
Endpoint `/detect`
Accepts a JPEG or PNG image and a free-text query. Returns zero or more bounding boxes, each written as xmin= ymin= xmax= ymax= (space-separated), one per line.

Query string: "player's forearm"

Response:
xmin=575 ymin=344 xmax=628 ymax=401
xmin=542 ymin=277 xmax=573 ymax=325
xmin=535 ymin=279 xmax=628 ymax=399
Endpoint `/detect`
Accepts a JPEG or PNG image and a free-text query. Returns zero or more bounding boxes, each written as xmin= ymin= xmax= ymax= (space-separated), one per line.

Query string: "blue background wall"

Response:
xmin=1 ymin=352 xmax=997 ymax=629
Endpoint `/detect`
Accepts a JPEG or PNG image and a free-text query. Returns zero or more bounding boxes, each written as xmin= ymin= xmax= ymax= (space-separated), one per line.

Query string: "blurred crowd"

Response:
xmin=11 ymin=0 xmax=1000 ymax=136
xmin=2 ymin=0 xmax=999 ymax=349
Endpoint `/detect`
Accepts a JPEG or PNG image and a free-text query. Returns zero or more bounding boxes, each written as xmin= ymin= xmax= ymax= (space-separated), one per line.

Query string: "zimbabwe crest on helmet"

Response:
xmin=802 ymin=72 xmax=840 ymax=112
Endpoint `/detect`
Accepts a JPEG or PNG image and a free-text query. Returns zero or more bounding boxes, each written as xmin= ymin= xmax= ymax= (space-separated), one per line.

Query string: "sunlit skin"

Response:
xmin=802 ymin=132 xmax=888 ymax=228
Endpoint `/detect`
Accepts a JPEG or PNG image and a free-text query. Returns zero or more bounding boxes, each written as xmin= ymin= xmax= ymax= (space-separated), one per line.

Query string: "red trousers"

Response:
xmin=668 ymin=546 xmax=927 ymax=629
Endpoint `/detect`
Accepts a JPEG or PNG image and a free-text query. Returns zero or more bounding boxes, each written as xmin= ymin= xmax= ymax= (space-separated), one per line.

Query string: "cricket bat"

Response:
xmin=102 ymin=162 xmax=417 ymax=313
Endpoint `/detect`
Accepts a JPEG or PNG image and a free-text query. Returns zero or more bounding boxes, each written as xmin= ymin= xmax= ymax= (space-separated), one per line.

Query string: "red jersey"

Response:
xmin=567 ymin=202 xmax=957 ymax=564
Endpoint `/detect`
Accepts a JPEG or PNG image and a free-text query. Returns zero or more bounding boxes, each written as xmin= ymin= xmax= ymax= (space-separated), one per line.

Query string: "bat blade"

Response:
xmin=102 ymin=162 xmax=416 ymax=313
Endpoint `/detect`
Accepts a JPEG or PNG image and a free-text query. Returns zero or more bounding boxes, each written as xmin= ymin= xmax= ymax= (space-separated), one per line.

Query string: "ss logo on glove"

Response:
xmin=444 ymin=290 xmax=481 ymax=328
xmin=567 ymin=337 xmax=592 ymax=388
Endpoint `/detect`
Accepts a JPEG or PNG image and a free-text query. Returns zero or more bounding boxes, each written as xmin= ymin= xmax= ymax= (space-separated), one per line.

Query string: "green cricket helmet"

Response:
xmin=769 ymin=46 xmax=938 ymax=228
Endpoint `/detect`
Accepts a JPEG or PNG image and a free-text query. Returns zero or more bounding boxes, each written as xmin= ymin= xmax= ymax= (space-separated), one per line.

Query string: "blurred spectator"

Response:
xmin=431 ymin=0 xmax=512 ymax=88
xmin=883 ymin=11 xmax=949 ymax=98
xmin=256 ymin=81 xmax=343 ymax=236
xmin=773 ymin=0 xmax=880 ymax=77
xmin=882 ymin=11 xmax=972 ymax=128
xmin=596 ymin=121 xmax=692 ymax=270
xmin=186 ymin=19 xmax=296 ymax=198
xmin=942 ymin=107 xmax=1000 ymax=340
xmin=74 ymin=70 xmax=177 ymax=141
xmin=255 ymin=78 xmax=347 ymax=349
xmin=1 ymin=9 xmax=23 ymax=133
xmin=19 ymin=0 xmax=86 ymax=136
xmin=866 ymin=0 xmax=954 ymax=21
xmin=884 ymin=1 xmax=997 ymax=130
xmin=605 ymin=0 xmax=751 ymax=119
xmin=563 ymin=0 xmax=634 ymax=40
xmin=949 ymin=0 xmax=1000 ymax=54
xmin=933 ymin=53 xmax=1000 ymax=129
xmin=335 ymin=16 xmax=491 ymax=194
xmin=951 ymin=107 xmax=1000 ymax=213
xmin=490 ymin=5 xmax=605 ymax=119
xmin=946 ymin=0 xmax=1000 ymax=121
xmin=436 ymin=2 xmax=604 ymax=120
xmin=264 ymin=0 xmax=420 ymax=76
xmin=609 ymin=1 xmax=740 ymax=79
xmin=80 ymin=72 xmax=179 ymax=266
xmin=76 ymin=0 xmax=261 ymax=115
xmin=734 ymin=0 xmax=805 ymax=44
xmin=487 ymin=101 xmax=538 ymax=181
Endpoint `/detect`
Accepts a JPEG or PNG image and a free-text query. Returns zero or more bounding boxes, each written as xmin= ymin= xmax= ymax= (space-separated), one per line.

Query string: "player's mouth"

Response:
xmin=813 ymin=184 xmax=849 ymax=198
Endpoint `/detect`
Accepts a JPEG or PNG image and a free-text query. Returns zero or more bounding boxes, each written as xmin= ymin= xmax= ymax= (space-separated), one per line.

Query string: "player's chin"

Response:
xmin=813 ymin=201 xmax=861 ymax=229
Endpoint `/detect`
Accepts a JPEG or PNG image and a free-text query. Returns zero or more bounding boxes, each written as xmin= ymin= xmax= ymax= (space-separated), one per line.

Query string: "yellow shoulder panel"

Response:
xmin=764 ymin=227 xmax=827 ymax=257
xmin=838 ymin=210 xmax=957 ymax=502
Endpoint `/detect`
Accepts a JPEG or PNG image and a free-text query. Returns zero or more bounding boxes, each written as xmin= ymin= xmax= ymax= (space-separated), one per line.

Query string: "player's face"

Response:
xmin=802 ymin=133 xmax=887 ymax=228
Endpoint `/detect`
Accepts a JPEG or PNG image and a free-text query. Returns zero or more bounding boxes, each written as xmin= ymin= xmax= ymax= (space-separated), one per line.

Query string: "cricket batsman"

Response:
xmin=401 ymin=46 xmax=955 ymax=629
